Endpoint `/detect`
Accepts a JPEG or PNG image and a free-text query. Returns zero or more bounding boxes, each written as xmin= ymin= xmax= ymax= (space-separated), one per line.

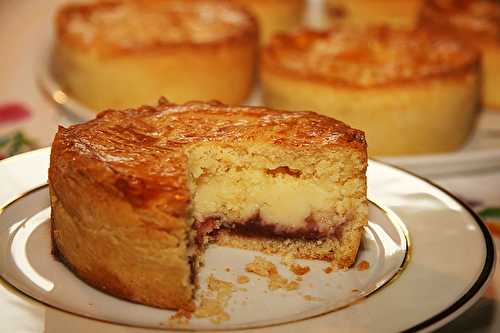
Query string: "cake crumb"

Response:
xmin=169 ymin=308 xmax=192 ymax=325
xmin=207 ymin=275 xmax=235 ymax=302
xmin=323 ymin=266 xmax=333 ymax=274
xmin=245 ymin=256 xmax=277 ymax=277
xmin=194 ymin=297 xmax=230 ymax=324
xmin=357 ymin=260 xmax=370 ymax=271
xmin=352 ymin=288 xmax=360 ymax=292
xmin=286 ymin=281 xmax=300 ymax=291
xmin=280 ymin=253 xmax=295 ymax=267
xmin=246 ymin=256 xmax=300 ymax=291
xmin=225 ymin=267 xmax=231 ymax=272
xmin=295 ymin=276 xmax=303 ymax=282
xmin=194 ymin=275 xmax=235 ymax=324
xmin=268 ymin=272 xmax=289 ymax=291
xmin=303 ymin=295 xmax=323 ymax=302
xmin=290 ymin=264 xmax=310 ymax=276
xmin=237 ymin=275 xmax=250 ymax=284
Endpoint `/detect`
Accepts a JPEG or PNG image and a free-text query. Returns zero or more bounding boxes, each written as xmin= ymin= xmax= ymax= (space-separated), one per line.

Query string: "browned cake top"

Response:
xmin=421 ymin=0 xmax=500 ymax=39
xmin=262 ymin=26 xmax=479 ymax=87
xmin=50 ymin=100 xmax=366 ymax=208
xmin=57 ymin=0 xmax=257 ymax=53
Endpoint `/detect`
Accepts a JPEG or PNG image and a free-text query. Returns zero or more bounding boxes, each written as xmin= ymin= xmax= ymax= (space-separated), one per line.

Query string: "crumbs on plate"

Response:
xmin=290 ymin=263 xmax=310 ymax=276
xmin=245 ymin=256 xmax=301 ymax=291
xmin=357 ymin=260 xmax=370 ymax=271
xmin=170 ymin=275 xmax=236 ymax=325
xmin=303 ymin=295 xmax=323 ymax=302
xmin=169 ymin=308 xmax=192 ymax=325
xmin=237 ymin=275 xmax=250 ymax=284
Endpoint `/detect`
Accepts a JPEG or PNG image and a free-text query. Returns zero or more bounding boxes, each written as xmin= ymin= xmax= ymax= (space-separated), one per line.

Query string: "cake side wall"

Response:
xmin=49 ymin=132 xmax=195 ymax=310
xmin=53 ymin=40 xmax=257 ymax=111
xmin=261 ymin=69 xmax=480 ymax=156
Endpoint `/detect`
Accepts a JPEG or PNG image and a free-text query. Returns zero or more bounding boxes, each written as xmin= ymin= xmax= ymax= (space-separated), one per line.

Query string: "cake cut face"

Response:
xmin=49 ymin=99 xmax=368 ymax=310
xmin=54 ymin=0 xmax=258 ymax=110
xmin=261 ymin=26 xmax=481 ymax=156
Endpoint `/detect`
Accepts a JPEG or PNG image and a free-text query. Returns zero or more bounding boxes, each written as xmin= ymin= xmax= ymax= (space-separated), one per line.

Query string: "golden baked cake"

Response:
xmin=49 ymin=99 xmax=368 ymax=310
xmin=326 ymin=0 xmax=423 ymax=28
xmin=261 ymin=26 xmax=481 ymax=156
xmin=420 ymin=0 xmax=500 ymax=110
xmin=228 ymin=0 xmax=305 ymax=43
xmin=54 ymin=0 xmax=258 ymax=111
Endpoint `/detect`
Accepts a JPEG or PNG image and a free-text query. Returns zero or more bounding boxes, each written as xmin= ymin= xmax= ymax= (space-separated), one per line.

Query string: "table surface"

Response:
xmin=1 ymin=1 xmax=500 ymax=332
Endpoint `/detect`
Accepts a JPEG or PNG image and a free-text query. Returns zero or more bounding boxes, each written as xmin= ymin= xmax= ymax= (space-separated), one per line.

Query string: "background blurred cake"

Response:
xmin=228 ymin=0 xmax=305 ymax=44
xmin=261 ymin=26 xmax=481 ymax=156
xmin=54 ymin=0 xmax=258 ymax=111
xmin=420 ymin=0 xmax=500 ymax=110
xmin=326 ymin=0 xmax=423 ymax=28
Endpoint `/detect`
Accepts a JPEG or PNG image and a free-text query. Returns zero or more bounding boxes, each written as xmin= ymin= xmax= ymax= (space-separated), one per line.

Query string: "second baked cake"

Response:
xmin=420 ymin=0 xmax=500 ymax=110
xmin=54 ymin=0 xmax=258 ymax=110
xmin=261 ymin=26 xmax=481 ymax=156
xmin=49 ymin=99 xmax=368 ymax=310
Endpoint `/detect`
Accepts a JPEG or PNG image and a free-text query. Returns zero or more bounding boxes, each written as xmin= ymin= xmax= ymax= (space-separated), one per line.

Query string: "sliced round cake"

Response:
xmin=49 ymin=99 xmax=368 ymax=310
xmin=261 ymin=26 xmax=481 ymax=156
xmin=54 ymin=0 xmax=258 ymax=111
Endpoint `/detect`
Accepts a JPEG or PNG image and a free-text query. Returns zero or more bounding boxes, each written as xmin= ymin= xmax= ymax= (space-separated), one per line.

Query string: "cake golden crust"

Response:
xmin=54 ymin=0 xmax=258 ymax=109
xmin=420 ymin=0 xmax=500 ymax=109
xmin=51 ymin=100 xmax=365 ymax=209
xmin=49 ymin=99 xmax=367 ymax=310
xmin=262 ymin=26 xmax=479 ymax=88
xmin=57 ymin=0 xmax=258 ymax=55
xmin=261 ymin=26 xmax=481 ymax=156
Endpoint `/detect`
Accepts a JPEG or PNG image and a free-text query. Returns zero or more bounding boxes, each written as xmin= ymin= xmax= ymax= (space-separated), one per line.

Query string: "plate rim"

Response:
xmin=0 ymin=184 xmax=411 ymax=331
xmin=0 ymin=149 xmax=496 ymax=332
xmin=379 ymin=161 xmax=496 ymax=333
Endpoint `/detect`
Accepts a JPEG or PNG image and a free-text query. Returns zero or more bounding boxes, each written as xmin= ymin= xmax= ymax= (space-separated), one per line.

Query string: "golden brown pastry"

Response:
xmin=261 ymin=26 xmax=481 ymax=156
xmin=229 ymin=0 xmax=305 ymax=43
xmin=49 ymin=99 xmax=368 ymax=310
xmin=326 ymin=0 xmax=423 ymax=28
xmin=53 ymin=0 xmax=258 ymax=111
xmin=420 ymin=0 xmax=500 ymax=110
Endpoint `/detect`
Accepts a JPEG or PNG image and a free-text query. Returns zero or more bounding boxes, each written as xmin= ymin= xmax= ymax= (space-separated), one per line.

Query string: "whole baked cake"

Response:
xmin=261 ymin=26 xmax=481 ymax=156
xmin=420 ymin=0 xmax=500 ymax=110
xmin=54 ymin=0 xmax=258 ymax=110
xmin=49 ymin=99 xmax=368 ymax=310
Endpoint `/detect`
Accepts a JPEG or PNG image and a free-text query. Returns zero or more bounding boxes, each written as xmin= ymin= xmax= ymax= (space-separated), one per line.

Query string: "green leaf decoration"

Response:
xmin=479 ymin=208 xmax=500 ymax=220
xmin=0 ymin=135 xmax=9 ymax=148
xmin=0 ymin=131 xmax=38 ymax=158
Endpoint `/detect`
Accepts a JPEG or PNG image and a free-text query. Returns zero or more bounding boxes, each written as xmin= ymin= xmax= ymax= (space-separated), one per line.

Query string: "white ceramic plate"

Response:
xmin=0 ymin=148 xmax=495 ymax=333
